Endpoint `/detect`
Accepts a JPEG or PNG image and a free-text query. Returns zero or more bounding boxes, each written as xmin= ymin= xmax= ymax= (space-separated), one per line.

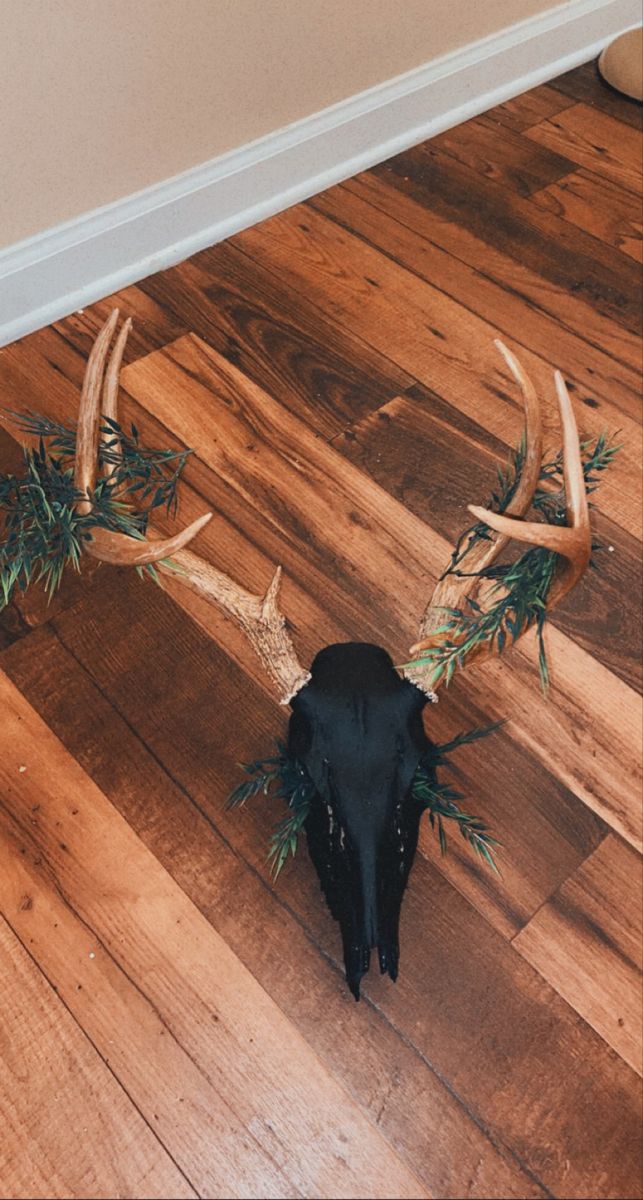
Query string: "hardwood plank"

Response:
xmin=370 ymin=140 xmax=641 ymax=334
xmin=0 ymin=428 xmax=34 ymax=645
xmin=116 ymin=335 xmax=642 ymax=851
xmin=138 ymin=245 xmax=412 ymax=438
xmin=234 ymin=200 xmax=642 ymax=537
xmin=0 ymin=808 xmax=301 ymax=1200
xmin=315 ymin=179 xmax=641 ymax=422
xmin=0 ymin=668 xmax=428 ymax=1200
xmin=532 ymin=168 xmax=643 ymax=262
xmin=0 ymin=60 xmax=640 ymax=1200
xmin=1 ymin=625 xmax=546 ymax=1200
xmin=487 ymin=84 xmax=576 ymax=132
xmin=53 ymin=283 xmax=190 ymax=367
xmin=9 ymin=559 xmax=607 ymax=958
xmin=0 ymin=601 xmax=29 ymax=650
xmin=514 ymin=835 xmax=643 ymax=1076
xmin=6 ymin=607 xmax=641 ymax=1199
xmin=430 ymin=111 xmax=574 ymax=196
xmin=340 ymin=167 xmax=642 ymax=388
xmin=333 ymin=387 xmax=642 ymax=692
xmin=2 ymin=326 xmax=640 ymax=849
xmin=0 ymin=916 xmax=194 ymax=1200
xmin=526 ymin=103 xmax=643 ymax=193
xmin=551 ymin=61 xmax=643 ymax=132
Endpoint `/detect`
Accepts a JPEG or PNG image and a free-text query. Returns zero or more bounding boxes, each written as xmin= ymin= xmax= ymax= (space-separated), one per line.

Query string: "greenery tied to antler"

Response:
xmin=0 ymin=410 xmax=192 ymax=608
xmin=406 ymin=432 xmax=619 ymax=692
xmin=226 ymin=722 xmax=503 ymax=878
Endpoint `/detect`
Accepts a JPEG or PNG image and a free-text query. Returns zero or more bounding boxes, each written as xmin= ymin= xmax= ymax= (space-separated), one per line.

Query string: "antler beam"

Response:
xmin=73 ymin=310 xmax=309 ymax=704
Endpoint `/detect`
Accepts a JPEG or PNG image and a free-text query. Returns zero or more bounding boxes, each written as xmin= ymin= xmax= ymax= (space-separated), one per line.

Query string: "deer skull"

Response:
xmin=67 ymin=311 xmax=591 ymax=999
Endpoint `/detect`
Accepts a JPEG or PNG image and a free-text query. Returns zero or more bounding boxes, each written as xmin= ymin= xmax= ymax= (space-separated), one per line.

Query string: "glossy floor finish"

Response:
xmin=0 ymin=62 xmax=641 ymax=1200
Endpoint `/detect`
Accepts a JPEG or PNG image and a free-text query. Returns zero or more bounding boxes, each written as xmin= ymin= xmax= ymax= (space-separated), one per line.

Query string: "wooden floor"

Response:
xmin=1 ymin=62 xmax=642 ymax=1200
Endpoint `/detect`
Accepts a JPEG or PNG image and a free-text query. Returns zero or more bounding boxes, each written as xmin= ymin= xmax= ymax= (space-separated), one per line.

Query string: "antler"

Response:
xmin=405 ymin=344 xmax=591 ymax=693
xmin=73 ymin=310 xmax=310 ymax=704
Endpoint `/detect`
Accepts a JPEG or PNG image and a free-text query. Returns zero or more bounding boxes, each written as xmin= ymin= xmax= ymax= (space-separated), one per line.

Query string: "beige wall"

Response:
xmin=0 ymin=0 xmax=560 ymax=249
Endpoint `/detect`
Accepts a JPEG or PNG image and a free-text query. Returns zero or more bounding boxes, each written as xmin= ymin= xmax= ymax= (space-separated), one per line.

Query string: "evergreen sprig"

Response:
xmin=405 ymin=432 xmax=619 ymax=692
xmin=226 ymin=744 xmax=315 ymax=877
xmin=0 ymin=410 xmax=192 ymax=609
xmin=226 ymin=723 xmax=501 ymax=877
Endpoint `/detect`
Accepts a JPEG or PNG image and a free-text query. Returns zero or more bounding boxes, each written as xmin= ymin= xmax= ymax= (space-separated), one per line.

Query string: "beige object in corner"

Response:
xmin=598 ymin=27 xmax=643 ymax=101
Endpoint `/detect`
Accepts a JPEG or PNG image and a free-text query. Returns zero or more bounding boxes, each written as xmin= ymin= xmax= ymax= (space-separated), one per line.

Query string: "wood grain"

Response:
xmin=1 ymin=624 xmax=546 ymax=1200
xmin=428 ymin=111 xmax=574 ymax=196
xmin=372 ymin=141 xmax=641 ymax=334
xmin=340 ymin=166 xmax=642 ymax=389
xmin=0 ymin=669 xmax=428 ymax=1200
xmin=10 ymin=580 xmax=641 ymax=1200
xmin=489 ymin=84 xmax=576 ymax=132
xmin=317 ymin=178 xmax=642 ymax=422
xmin=0 ymin=64 xmax=641 ymax=1200
xmin=515 ymin=835 xmax=643 ymax=1075
xmin=235 ymin=202 xmax=642 ymax=537
xmin=525 ymin=103 xmax=643 ymax=194
xmin=550 ymin=61 xmax=643 ymax=131
xmin=532 ymin=168 xmax=643 ymax=262
xmin=139 ymin=246 xmax=412 ymax=438
xmin=0 ymin=917 xmax=195 ymax=1200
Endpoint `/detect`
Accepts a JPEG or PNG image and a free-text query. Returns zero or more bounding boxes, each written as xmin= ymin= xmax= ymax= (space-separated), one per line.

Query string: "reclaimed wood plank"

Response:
xmin=0 ymin=668 xmax=428 ymax=1200
xmin=1 ymin=624 xmax=545 ymax=1200
xmin=340 ymin=167 xmax=642 ymax=388
xmin=53 ymin=284 xmax=190 ymax=368
xmin=525 ymin=103 xmax=643 ymax=194
xmin=313 ymin=178 xmax=642 ymax=423
xmin=11 ymin=598 xmax=641 ymax=1200
xmin=550 ymin=61 xmax=643 ymax=132
xmin=486 ymin=84 xmax=576 ymax=132
xmin=0 ymin=917 xmax=195 ymax=1200
xmin=514 ymin=835 xmax=643 ymax=1076
xmin=532 ymin=168 xmax=643 ymax=262
xmin=138 ymin=246 xmax=412 ymax=437
xmin=430 ymin=112 xmax=574 ymax=196
xmin=234 ymin=201 xmax=642 ymax=537
xmin=369 ymin=141 xmax=641 ymax=334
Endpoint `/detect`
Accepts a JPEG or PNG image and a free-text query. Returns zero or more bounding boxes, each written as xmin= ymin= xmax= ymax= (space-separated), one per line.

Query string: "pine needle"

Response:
xmin=405 ymin=432 xmax=619 ymax=691
xmin=226 ymin=722 xmax=503 ymax=878
xmin=0 ymin=411 xmax=192 ymax=609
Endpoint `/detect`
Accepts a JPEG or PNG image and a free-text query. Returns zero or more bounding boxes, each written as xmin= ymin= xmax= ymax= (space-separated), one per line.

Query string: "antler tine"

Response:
xmin=159 ymin=553 xmax=311 ymax=704
xmin=74 ymin=307 xmax=120 ymax=515
xmin=75 ymin=309 xmax=214 ymax=566
xmin=101 ymin=316 xmax=132 ymax=476
xmin=468 ymin=369 xmax=590 ymax=607
xmin=407 ymin=342 xmax=542 ymax=667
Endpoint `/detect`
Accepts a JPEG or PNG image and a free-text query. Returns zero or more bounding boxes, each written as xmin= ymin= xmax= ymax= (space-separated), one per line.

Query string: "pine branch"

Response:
xmin=0 ymin=410 xmax=193 ymax=610
xmin=226 ymin=722 xmax=503 ymax=878
xmin=408 ymin=433 xmax=619 ymax=692
xmin=412 ymin=767 xmax=501 ymax=874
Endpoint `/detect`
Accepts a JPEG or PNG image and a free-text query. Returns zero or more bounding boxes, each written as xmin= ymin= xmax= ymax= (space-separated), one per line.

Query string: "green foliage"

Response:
xmin=227 ymin=723 xmax=501 ymax=878
xmin=412 ymin=767 xmax=500 ymax=872
xmin=405 ymin=432 xmax=619 ymax=692
xmin=0 ymin=410 xmax=192 ymax=609
xmin=226 ymin=744 xmax=315 ymax=877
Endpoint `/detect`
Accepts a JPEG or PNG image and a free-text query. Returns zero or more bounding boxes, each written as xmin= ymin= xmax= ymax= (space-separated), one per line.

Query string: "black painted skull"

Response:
xmin=288 ymin=643 xmax=433 ymax=999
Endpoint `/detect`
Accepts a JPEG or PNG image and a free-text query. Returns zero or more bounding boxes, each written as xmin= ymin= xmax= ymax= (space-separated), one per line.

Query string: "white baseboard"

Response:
xmin=0 ymin=0 xmax=638 ymax=348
